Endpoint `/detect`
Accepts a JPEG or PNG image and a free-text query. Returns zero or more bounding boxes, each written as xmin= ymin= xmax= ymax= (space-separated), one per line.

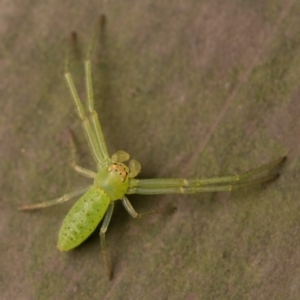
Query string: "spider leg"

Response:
xmin=18 ymin=186 xmax=91 ymax=210
xmin=84 ymin=17 xmax=110 ymax=163
xmin=129 ymin=156 xmax=286 ymax=187
xmin=68 ymin=129 xmax=96 ymax=178
xmin=126 ymin=156 xmax=286 ymax=195
xmin=126 ymin=172 xmax=279 ymax=195
xmin=64 ymin=33 xmax=105 ymax=167
xmin=122 ymin=196 xmax=172 ymax=218
xmin=99 ymin=202 xmax=114 ymax=279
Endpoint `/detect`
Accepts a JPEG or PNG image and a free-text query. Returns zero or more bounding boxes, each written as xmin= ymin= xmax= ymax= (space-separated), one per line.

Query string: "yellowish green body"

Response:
xmin=58 ymin=187 xmax=110 ymax=251
xmin=58 ymin=162 xmax=130 ymax=251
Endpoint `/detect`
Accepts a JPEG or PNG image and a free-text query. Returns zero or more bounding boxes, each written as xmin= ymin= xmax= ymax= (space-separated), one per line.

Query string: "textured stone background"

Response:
xmin=1 ymin=0 xmax=299 ymax=299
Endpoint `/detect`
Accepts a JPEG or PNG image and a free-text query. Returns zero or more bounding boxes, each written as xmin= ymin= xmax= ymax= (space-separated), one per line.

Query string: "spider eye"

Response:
xmin=109 ymin=163 xmax=129 ymax=182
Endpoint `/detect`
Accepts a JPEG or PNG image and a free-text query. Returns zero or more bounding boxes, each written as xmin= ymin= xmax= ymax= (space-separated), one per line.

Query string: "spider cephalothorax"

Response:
xmin=109 ymin=163 xmax=128 ymax=182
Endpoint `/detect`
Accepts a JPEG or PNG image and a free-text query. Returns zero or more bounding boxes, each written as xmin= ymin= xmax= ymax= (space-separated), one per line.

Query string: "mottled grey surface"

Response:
xmin=1 ymin=0 xmax=300 ymax=299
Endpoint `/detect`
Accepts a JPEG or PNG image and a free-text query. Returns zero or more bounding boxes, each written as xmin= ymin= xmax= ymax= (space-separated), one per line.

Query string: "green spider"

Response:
xmin=19 ymin=16 xmax=286 ymax=279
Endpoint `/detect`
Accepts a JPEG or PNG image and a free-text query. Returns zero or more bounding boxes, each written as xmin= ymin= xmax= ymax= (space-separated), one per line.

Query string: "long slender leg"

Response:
xmin=85 ymin=15 xmax=110 ymax=162
xmin=64 ymin=71 xmax=103 ymax=167
xmin=65 ymin=34 xmax=104 ymax=167
xmin=126 ymin=172 xmax=279 ymax=195
xmin=18 ymin=186 xmax=91 ymax=210
xmin=122 ymin=196 xmax=173 ymax=218
xmin=128 ymin=156 xmax=286 ymax=189
xmin=68 ymin=130 xmax=96 ymax=178
xmin=100 ymin=202 xmax=114 ymax=279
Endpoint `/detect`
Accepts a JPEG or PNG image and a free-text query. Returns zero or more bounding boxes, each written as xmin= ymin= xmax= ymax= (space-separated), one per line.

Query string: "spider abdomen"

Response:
xmin=57 ymin=187 xmax=110 ymax=251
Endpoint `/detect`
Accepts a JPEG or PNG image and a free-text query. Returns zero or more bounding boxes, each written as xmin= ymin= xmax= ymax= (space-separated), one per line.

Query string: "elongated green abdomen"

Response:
xmin=57 ymin=187 xmax=110 ymax=251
